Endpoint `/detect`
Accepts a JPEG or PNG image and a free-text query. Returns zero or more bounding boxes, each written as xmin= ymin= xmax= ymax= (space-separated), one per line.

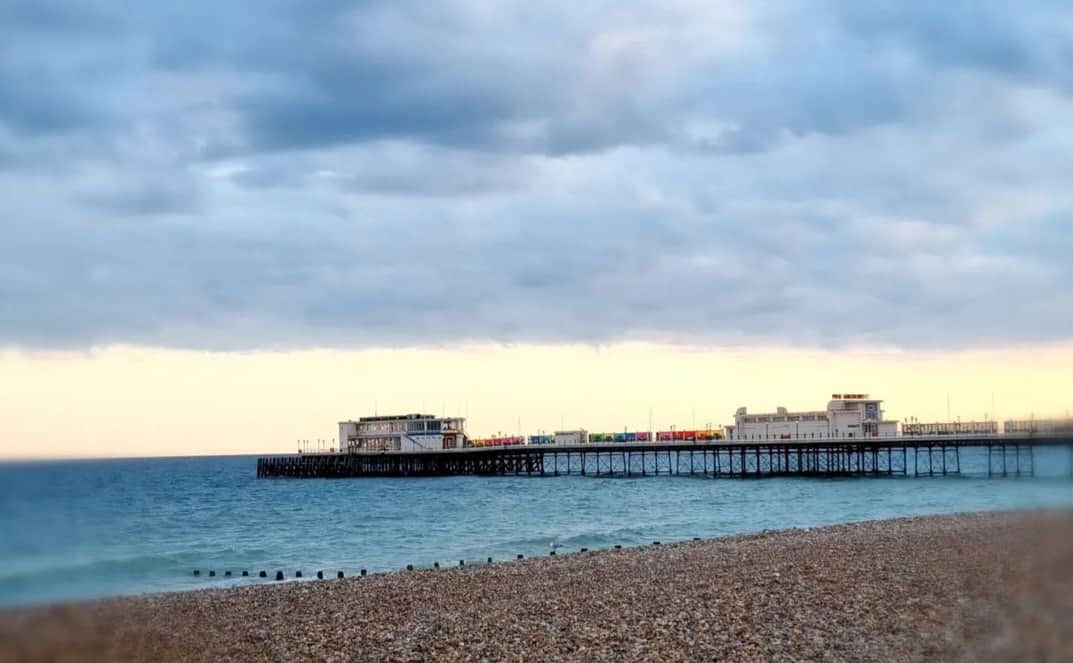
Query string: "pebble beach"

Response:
xmin=2 ymin=510 xmax=1071 ymax=662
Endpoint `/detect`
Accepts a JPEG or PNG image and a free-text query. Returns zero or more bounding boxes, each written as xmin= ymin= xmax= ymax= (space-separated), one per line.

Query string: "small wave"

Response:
xmin=495 ymin=526 xmax=652 ymax=553
xmin=0 ymin=552 xmax=197 ymax=583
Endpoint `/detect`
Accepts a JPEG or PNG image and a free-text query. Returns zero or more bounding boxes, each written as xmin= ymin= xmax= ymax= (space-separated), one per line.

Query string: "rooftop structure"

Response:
xmin=726 ymin=394 xmax=898 ymax=440
xmin=553 ymin=430 xmax=589 ymax=445
xmin=339 ymin=413 xmax=466 ymax=453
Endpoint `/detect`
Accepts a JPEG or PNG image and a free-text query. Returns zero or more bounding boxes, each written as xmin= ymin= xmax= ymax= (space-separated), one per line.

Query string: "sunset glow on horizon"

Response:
xmin=4 ymin=341 xmax=1072 ymax=459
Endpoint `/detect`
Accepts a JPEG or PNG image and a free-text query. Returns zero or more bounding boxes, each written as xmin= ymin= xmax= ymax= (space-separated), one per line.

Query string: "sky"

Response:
xmin=2 ymin=2 xmax=1072 ymax=457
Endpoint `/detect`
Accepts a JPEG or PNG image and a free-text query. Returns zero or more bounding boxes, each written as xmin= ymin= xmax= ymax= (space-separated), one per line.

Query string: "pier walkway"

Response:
xmin=258 ymin=433 xmax=1073 ymax=479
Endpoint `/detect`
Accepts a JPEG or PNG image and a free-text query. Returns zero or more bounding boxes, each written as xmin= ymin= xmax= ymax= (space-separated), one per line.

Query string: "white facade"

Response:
xmin=728 ymin=394 xmax=898 ymax=440
xmin=339 ymin=421 xmax=359 ymax=449
xmin=339 ymin=414 xmax=467 ymax=452
xmin=553 ymin=430 xmax=589 ymax=445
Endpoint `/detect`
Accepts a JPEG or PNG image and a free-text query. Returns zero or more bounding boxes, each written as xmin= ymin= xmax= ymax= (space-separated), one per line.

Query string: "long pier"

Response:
xmin=258 ymin=433 xmax=1073 ymax=479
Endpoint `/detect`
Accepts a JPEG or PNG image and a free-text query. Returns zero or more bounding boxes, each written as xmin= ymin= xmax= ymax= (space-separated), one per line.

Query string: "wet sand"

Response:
xmin=2 ymin=510 xmax=1072 ymax=662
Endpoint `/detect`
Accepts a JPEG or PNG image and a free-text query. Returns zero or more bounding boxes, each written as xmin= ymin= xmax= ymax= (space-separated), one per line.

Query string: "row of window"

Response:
xmin=734 ymin=432 xmax=896 ymax=440
xmin=347 ymin=437 xmax=398 ymax=451
xmin=357 ymin=419 xmax=464 ymax=434
xmin=358 ymin=421 xmax=408 ymax=433
xmin=742 ymin=415 xmax=828 ymax=423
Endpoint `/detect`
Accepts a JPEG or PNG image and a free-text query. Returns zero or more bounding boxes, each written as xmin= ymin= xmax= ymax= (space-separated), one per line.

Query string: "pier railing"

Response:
xmin=258 ymin=433 xmax=1073 ymax=479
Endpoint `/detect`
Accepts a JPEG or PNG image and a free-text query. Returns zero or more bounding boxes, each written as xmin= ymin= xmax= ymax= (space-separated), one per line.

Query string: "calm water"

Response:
xmin=2 ymin=449 xmax=1072 ymax=607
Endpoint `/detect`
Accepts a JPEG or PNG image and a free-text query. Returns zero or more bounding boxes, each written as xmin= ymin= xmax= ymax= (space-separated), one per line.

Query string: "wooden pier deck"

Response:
xmin=258 ymin=433 xmax=1073 ymax=479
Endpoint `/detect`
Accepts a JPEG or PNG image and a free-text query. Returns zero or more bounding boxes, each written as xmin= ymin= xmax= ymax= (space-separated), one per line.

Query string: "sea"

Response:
xmin=2 ymin=448 xmax=1072 ymax=608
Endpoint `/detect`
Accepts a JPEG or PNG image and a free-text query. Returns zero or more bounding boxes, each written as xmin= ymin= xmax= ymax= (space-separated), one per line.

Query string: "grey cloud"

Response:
xmin=1 ymin=1 xmax=1072 ymax=351
xmin=79 ymin=182 xmax=201 ymax=217
xmin=227 ymin=144 xmax=530 ymax=197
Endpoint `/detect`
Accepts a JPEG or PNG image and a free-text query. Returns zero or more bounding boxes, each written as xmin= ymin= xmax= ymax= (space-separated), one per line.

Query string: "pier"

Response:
xmin=258 ymin=433 xmax=1073 ymax=479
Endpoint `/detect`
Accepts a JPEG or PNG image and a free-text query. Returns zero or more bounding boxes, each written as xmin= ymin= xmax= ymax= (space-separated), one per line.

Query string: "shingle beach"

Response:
xmin=2 ymin=510 xmax=1071 ymax=662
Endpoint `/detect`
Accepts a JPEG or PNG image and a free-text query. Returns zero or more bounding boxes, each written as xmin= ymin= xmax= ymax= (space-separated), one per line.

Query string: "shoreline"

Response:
xmin=0 ymin=507 xmax=1055 ymax=611
xmin=2 ymin=510 xmax=1072 ymax=661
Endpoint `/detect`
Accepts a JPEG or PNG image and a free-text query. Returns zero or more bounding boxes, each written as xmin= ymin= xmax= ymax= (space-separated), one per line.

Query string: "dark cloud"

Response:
xmin=837 ymin=2 xmax=1071 ymax=83
xmin=0 ymin=1 xmax=124 ymax=34
xmin=240 ymin=75 xmax=515 ymax=153
xmin=0 ymin=68 xmax=107 ymax=135
xmin=1 ymin=1 xmax=1072 ymax=350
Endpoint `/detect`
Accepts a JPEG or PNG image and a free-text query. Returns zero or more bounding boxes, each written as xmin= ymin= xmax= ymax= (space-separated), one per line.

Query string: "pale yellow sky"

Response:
xmin=2 ymin=342 xmax=1072 ymax=459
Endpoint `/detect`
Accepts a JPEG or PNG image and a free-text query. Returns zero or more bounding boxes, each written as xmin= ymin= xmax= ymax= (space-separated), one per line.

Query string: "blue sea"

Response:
xmin=2 ymin=449 xmax=1072 ymax=607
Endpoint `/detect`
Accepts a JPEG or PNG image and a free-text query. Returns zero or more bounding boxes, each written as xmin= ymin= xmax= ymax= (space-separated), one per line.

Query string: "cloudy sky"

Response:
xmin=2 ymin=2 xmax=1072 ymax=456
